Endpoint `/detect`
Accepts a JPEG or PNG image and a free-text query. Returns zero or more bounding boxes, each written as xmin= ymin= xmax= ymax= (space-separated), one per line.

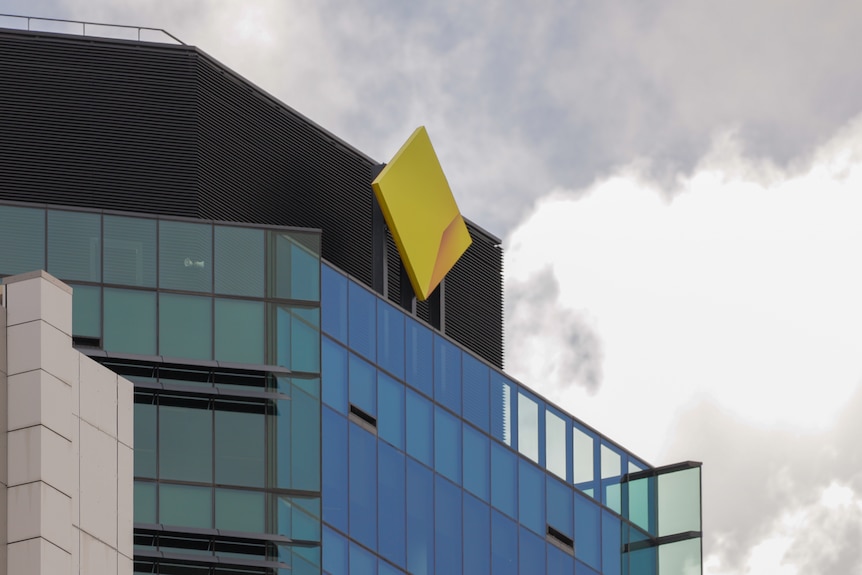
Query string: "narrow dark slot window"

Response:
xmin=73 ymin=336 xmax=102 ymax=348
xmin=349 ymin=404 xmax=378 ymax=430
xmin=547 ymin=525 xmax=575 ymax=553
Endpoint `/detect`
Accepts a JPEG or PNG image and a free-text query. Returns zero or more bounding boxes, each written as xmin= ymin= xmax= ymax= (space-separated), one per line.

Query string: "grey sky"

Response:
xmin=6 ymin=2 xmax=862 ymax=573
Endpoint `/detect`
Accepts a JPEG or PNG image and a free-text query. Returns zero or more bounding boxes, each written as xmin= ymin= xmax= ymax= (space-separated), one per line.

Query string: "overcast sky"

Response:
xmin=7 ymin=2 xmax=862 ymax=573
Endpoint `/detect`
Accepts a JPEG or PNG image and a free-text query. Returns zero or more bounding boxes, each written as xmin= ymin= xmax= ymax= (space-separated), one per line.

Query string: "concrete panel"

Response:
xmin=117 ymin=443 xmax=134 ymax=560
xmin=7 ymin=481 xmax=71 ymax=552
xmin=80 ymin=530 xmax=117 ymax=575
xmin=79 ymin=421 xmax=117 ymax=548
xmin=7 ymin=370 xmax=72 ymax=440
xmin=6 ymin=426 xmax=72 ymax=496
xmin=117 ymin=376 xmax=133 ymax=450
xmin=4 ymin=271 xmax=72 ymax=335
xmin=8 ymin=537 xmax=71 ymax=575
xmin=79 ymin=356 xmax=117 ymax=438
xmin=7 ymin=321 xmax=77 ymax=386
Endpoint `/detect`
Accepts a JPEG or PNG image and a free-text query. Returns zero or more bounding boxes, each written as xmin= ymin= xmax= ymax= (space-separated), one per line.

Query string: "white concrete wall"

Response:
xmin=2 ymin=271 xmax=133 ymax=575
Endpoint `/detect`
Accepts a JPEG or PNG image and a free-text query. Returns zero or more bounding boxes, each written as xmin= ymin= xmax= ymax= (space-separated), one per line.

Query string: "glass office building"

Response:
xmin=0 ymin=18 xmax=702 ymax=575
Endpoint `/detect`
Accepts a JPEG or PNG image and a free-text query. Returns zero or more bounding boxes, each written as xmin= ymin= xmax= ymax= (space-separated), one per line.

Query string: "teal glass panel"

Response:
xmin=134 ymin=481 xmax=156 ymax=524
xmin=434 ymin=407 xmax=461 ymax=485
xmin=349 ymin=353 xmax=376 ymax=416
xmin=274 ymin=398 xmax=291 ymax=490
xmin=159 ymin=484 xmax=212 ymax=529
xmin=463 ymin=425 xmax=489 ymax=502
xmin=628 ymin=476 xmax=655 ymax=534
xmin=659 ymin=538 xmax=701 ymax=575
xmin=104 ymin=215 xmax=156 ymax=287
xmin=491 ymin=509 xmax=517 ymax=575
xmin=406 ymin=390 xmax=433 ymax=467
xmin=0 ymin=205 xmax=44 ymax=276
xmin=377 ymin=301 xmax=405 ymax=379
xmin=575 ymin=492 xmax=601 ymax=570
xmin=290 ymin=546 xmax=322 ymax=575
xmin=133 ymin=398 xmax=156 ymax=478
xmin=546 ymin=409 xmax=568 ymax=480
xmin=291 ymin=384 xmax=320 ymax=491
xmin=214 ymin=298 xmax=264 ymax=364
xmin=215 ymin=405 xmax=264 ymax=487
xmin=159 ymin=293 xmax=212 ymax=360
xmin=159 ymin=220 xmax=212 ymax=292
xmin=434 ymin=475 xmax=462 ymax=575
xmin=434 ymin=336 xmax=461 ymax=414
xmin=349 ymin=422 xmax=377 ymax=549
xmin=159 ymin=400 xmax=212 ymax=483
xmin=462 ymin=354 xmax=490 ymax=432
xmin=518 ymin=459 xmax=545 ymax=535
xmin=103 ymin=288 xmax=156 ymax=355
xmin=215 ymin=489 xmax=264 ymax=533
xmin=378 ymin=372 xmax=404 ymax=450
xmin=214 ymin=226 xmax=264 ymax=297
xmin=321 ymin=264 xmax=347 ymax=342
xmin=47 ymin=210 xmax=100 ymax=282
xmin=547 ymin=476 xmax=573 ymax=538
xmin=291 ymin=239 xmax=320 ymax=301
xmin=71 ymin=284 xmax=100 ymax=338
xmin=276 ymin=495 xmax=321 ymax=542
xmin=271 ymin=231 xmax=320 ymax=301
xmin=625 ymin=526 xmax=657 ymax=575
xmin=322 ymin=336 xmax=348 ymax=413
xmin=274 ymin=304 xmax=320 ymax=373
xmin=405 ymin=318 xmax=433 ymax=397
xmin=490 ymin=442 xmax=517 ymax=520
xmin=658 ymin=467 xmax=701 ymax=536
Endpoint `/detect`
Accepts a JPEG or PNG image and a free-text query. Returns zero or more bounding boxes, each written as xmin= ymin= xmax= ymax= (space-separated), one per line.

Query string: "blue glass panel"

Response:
xmin=349 ymin=423 xmax=377 ymax=550
xmin=434 ymin=336 xmax=461 ymax=414
xmin=47 ymin=210 xmax=101 ymax=282
xmin=491 ymin=509 xmax=518 ymax=575
xmin=377 ymin=301 xmax=405 ymax=379
xmin=405 ymin=318 xmax=433 ymax=397
xmin=104 ymin=215 xmax=156 ymax=287
xmin=377 ymin=372 xmax=404 ymax=450
xmin=490 ymin=374 xmax=514 ymax=446
xmin=575 ymin=491 xmax=602 ymax=570
xmin=406 ymin=458 xmax=434 ymax=575
xmin=348 ymin=281 xmax=376 ymax=360
xmin=159 ymin=220 xmax=212 ymax=292
xmin=349 ymin=353 xmax=376 ymax=416
xmin=378 ymin=562 xmax=405 ymax=575
xmin=519 ymin=527 xmax=546 ymax=575
xmin=490 ymin=443 xmax=517 ymax=520
xmin=214 ymin=225 xmax=264 ymax=297
xmin=322 ymin=337 xmax=348 ymax=413
xmin=462 ymin=425 xmax=489 ymax=502
xmin=378 ymin=443 xmax=406 ymax=568
xmin=321 ymin=265 xmax=348 ymax=343
xmin=435 ymin=476 xmax=462 ymax=575
xmin=0 ymin=205 xmax=44 ymax=276
xmin=462 ymin=354 xmax=490 ymax=432
xmin=214 ymin=298 xmax=264 ymax=364
xmin=463 ymin=493 xmax=490 ymax=575
xmin=349 ymin=542 xmax=377 ymax=575
xmin=576 ymin=559 xmax=601 ymax=575
xmin=322 ymin=527 xmax=347 ymax=575
xmin=602 ymin=510 xmax=621 ymax=575
xmin=405 ymin=390 xmax=433 ymax=467
xmin=548 ymin=543 xmax=575 ymax=574
xmin=519 ymin=459 xmax=545 ymax=536
xmin=547 ymin=476 xmax=574 ymax=539
xmin=159 ymin=293 xmax=212 ymax=360
xmin=434 ymin=407 xmax=461 ymax=485
xmin=322 ymin=407 xmax=348 ymax=532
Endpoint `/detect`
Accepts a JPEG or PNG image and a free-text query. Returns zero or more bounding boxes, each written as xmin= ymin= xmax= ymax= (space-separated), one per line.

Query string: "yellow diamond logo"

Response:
xmin=372 ymin=127 xmax=472 ymax=301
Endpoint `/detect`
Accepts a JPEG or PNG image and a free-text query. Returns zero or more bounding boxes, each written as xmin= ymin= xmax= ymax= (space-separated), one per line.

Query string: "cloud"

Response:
xmin=505 ymin=113 xmax=862 ymax=573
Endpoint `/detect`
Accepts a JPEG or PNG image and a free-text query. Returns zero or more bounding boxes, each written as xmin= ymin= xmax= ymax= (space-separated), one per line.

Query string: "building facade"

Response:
xmin=0 ymin=17 xmax=702 ymax=575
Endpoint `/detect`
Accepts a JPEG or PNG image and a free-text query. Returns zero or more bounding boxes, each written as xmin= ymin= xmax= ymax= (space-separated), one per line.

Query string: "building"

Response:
xmin=0 ymin=16 xmax=702 ymax=575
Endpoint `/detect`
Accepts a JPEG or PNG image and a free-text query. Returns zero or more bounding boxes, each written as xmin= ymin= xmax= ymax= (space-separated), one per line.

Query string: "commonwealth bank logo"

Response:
xmin=372 ymin=127 xmax=472 ymax=301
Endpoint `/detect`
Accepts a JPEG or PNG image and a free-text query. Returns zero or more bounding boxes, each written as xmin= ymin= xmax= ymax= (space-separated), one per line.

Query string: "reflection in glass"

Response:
xmin=159 ymin=220 xmax=212 ymax=292
xmin=573 ymin=425 xmax=595 ymax=486
xmin=518 ymin=393 xmax=539 ymax=463
xmin=490 ymin=375 xmax=513 ymax=446
xmin=546 ymin=410 xmax=567 ymax=480
xmin=658 ymin=467 xmax=701 ymax=536
xmin=47 ymin=210 xmax=100 ymax=282
xmin=104 ymin=215 xmax=156 ymax=287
